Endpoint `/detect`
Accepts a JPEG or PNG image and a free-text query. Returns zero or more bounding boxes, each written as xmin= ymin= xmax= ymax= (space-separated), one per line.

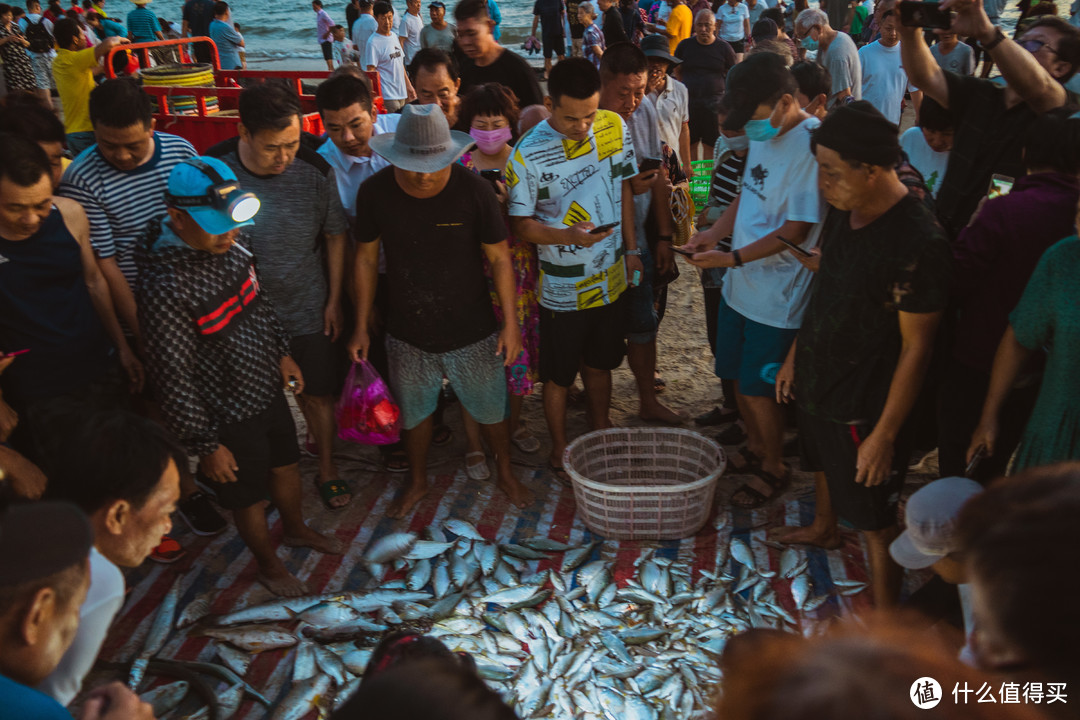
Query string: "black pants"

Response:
xmin=936 ymin=357 xmax=1038 ymax=482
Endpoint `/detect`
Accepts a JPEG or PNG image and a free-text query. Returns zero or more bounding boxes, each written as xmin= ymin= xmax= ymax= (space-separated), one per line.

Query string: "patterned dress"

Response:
xmin=460 ymin=151 xmax=540 ymax=397
xmin=0 ymin=23 xmax=36 ymax=91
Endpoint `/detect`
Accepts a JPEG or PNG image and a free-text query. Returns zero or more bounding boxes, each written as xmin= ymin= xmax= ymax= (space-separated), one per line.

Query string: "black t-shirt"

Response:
xmin=566 ymin=0 xmax=585 ymax=38
xmin=674 ymin=36 xmax=736 ymax=107
xmin=795 ymin=194 xmax=953 ymax=424
xmin=182 ymin=0 xmax=214 ymax=36
xmin=459 ymin=48 xmax=544 ymax=108
xmin=354 ymin=164 xmax=504 ymax=353
xmin=601 ymin=6 xmax=628 ymax=45
xmin=346 ymin=3 xmax=359 ymax=34
xmin=534 ymin=0 xmax=564 ymax=34
xmin=936 ymin=71 xmax=1038 ymax=239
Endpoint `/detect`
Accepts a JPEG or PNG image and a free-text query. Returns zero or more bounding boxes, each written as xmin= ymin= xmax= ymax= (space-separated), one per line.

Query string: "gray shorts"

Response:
xmin=386 ymin=332 xmax=508 ymax=430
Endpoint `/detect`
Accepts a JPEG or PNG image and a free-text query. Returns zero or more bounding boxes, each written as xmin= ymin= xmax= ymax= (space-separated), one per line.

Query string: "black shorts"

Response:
xmin=289 ymin=332 xmax=345 ymax=398
xmin=198 ymin=392 xmax=299 ymax=510
xmin=688 ymin=102 xmax=721 ymax=146
xmin=539 ymin=298 xmax=627 ymax=387
xmin=798 ymin=410 xmax=908 ymax=532
xmin=542 ymin=30 xmax=565 ymax=59
xmin=321 ymin=40 xmax=334 ymax=60
xmin=727 ymin=38 xmax=745 ymax=53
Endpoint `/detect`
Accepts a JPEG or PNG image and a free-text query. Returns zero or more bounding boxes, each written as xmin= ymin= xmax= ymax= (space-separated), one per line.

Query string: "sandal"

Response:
xmin=730 ymin=466 xmax=792 ymax=510
xmin=511 ymin=427 xmax=541 ymax=454
xmin=316 ymin=479 xmax=352 ymax=511
xmin=432 ymin=423 xmax=452 ymax=446
xmin=465 ymin=451 xmax=491 ymax=481
xmin=726 ymin=447 xmax=760 ymax=474
xmin=548 ymin=461 xmax=573 ymax=488
xmin=382 ymin=447 xmax=409 ymax=473
xmin=654 ymin=374 xmax=666 ymax=394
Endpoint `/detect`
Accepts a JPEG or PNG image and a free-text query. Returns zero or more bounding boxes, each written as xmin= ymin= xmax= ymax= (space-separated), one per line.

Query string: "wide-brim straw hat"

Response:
xmin=369 ymin=104 xmax=474 ymax=172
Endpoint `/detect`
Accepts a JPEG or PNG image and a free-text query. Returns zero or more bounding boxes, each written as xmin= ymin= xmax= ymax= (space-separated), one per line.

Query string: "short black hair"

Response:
xmin=238 ymin=81 xmax=303 ymax=135
xmin=599 ymin=41 xmax=647 ymax=78
xmin=312 ymin=0 xmax=323 ymax=6
xmin=791 ymin=60 xmax=830 ymax=100
xmin=0 ymin=5 xmax=11 ymax=16
xmin=213 ymin=0 xmax=228 ymax=15
xmin=407 ymin=47 xmax=459 ymax=82
xmin=316 ymin=73 xmax=373 ymax=114
xmin=53 ymin=16 xmax=81 ymax=48
xmin=458 ymin=82 xmax=520 ymax=140
xmin=43 ymin=409 xmax=185 ymax=516
xmin=760 ymin=6 xmax=783 ymax=27
xmin=89 ymin=77 xmax=154 ymax=129
xmin=0 ymin=562 xmax=87 ymax=623
xmin=918 ymin=95 xmax=951 ymax=132
xmin=0 ymin=132 xmax=51 ymax=188
xmin=1023 ymin=106 xmax=1080 ymax=173
xmin=453 ymin=0 xmax=489 ymax=23
xmin=0 ymin=95 xmax=66 ymax=145
xmin=25 ymin=0 xmax=39 ymax=9
xmin=1024 ymin=16 xmax=1080 ymax=81
xmin=372 ymin=0 xmax=392 ymax=16
xmin=547 ymin=57 xmax=601 ymax=105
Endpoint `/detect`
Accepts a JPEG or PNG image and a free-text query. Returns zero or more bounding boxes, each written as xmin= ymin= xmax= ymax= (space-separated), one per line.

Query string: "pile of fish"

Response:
xmin=131 ymin=518 xmax=867 ymax=720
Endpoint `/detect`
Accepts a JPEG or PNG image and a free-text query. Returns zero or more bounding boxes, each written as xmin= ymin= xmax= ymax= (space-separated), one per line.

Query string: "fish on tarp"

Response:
xmin=129 ymin=575 xmax=182 ymax=690
xmin=139 ymin=680 xmax=188 ymax=716
xmin=193 ymin=625 xmax=298 ymax=653
xmin=215 ymin=643 xmax=251 ymax=677
xmin=364 ymin=532 xmax=418 ymax=566
xmin=444 ymin=519 xmax=487 ymax=541
xmin=206 ymin=593 xmax=344 ymax=627
xmin=269 ymin=674 xmax=333 ymax=720
xmin=176 ymin=590 xmax=215 ymax=630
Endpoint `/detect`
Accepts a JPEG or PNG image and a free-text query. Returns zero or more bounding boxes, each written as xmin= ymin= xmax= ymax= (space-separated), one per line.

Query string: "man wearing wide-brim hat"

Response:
xmin=642 ymin=33 xmax=691 ymax=178
xmin=347 ymin=104 xmax=534 ymax=519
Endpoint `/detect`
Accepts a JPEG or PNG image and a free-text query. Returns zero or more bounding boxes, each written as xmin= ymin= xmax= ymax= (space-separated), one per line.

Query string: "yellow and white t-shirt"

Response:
xmin=506 ymin=109 xmax=637 ymax=312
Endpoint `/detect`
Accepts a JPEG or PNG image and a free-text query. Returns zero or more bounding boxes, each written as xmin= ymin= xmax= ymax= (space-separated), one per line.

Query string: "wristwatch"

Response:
xmin=732 ymin=249 xmax=744 ymax=267
xmin=984 ymin=27 xmax=1006 ymax=51
xmin=625 ymin=248 xmax=643 ymax=256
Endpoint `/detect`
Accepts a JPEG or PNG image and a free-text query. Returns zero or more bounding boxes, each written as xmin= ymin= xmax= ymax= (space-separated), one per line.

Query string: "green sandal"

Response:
xmin=316 ymin=479 xmax=352 ymax=511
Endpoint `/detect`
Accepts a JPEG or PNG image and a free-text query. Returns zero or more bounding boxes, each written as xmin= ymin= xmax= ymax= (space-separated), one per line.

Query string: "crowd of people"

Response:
xmin=2 ymin=0 xmax=1080 ymax=714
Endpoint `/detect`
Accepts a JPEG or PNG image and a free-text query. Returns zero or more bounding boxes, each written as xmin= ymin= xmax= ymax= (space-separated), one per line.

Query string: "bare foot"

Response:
xmin=497 ymin=475 xmax=535 ymax=508
xmin=387 ymin=484 xmax=428 ymax=519
xmin=769 ymin=523 xmax=842 ymax=550
xmin=257 ymin=566 xmax=309 ymax=597
xmin=282 ymin=527 xmax=346 ymax=555
xmin=640 ymin=400 xmax=686 ymax=426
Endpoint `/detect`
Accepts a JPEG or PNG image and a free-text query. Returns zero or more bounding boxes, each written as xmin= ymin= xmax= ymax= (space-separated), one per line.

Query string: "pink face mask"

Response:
xmin=469 ymin=126 xmax=512 ymax=154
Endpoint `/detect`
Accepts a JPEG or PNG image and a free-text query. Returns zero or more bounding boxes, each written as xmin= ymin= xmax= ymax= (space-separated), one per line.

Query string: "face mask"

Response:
xmin=470 ymin=126 xmax=512 ymax=154
xmin=800 ymin=35 xmax=818 ymax=50
xmin=725 ymin=134 xmax=750 ymax=151
xmin=744 ymin=116 xmax=780 ymax=143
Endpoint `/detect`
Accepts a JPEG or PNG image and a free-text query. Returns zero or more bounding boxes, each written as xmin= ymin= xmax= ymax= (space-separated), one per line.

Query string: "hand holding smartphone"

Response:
xmin=899 ymin=1 xmax=953 ymax=29
xmin=671 ymin=246 xmax=696 ymax=257
xmin=777 ymin=236 xmax=814 ymax=257
xmin=589 ymin=221 xmax=619 ymax=235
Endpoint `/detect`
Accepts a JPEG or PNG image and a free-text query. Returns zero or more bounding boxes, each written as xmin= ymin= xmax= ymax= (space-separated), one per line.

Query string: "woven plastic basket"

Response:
xmin=564 ymin=428 xmax=726 ymax=541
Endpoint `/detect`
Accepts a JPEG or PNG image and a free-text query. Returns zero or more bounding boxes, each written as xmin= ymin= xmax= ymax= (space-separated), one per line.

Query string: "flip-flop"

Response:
xmin=382 ymin=447 xmax=409 ymax=473
xmin=315 ymin=479 xmax=352 ymax=511
xmin=465 ymin=451 xmax=491 ymax=481
xmin=726 ymin=447 xmax=760 ymax=474
xmin=511 ymin=427 xmax=542 ymax=454
xmin=730 ymin=466 xmax=792 ymax=510
xmin=548 ymin=461 xmax=573 ymax=488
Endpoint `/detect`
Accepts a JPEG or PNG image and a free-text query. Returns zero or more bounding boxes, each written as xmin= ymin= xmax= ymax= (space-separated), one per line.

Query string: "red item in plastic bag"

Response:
xmin=336 ymin=360 xmax=401 ymax=445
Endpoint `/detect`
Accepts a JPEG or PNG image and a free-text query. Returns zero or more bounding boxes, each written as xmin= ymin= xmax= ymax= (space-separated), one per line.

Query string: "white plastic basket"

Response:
xmin=563 ymin=427 xmax=726 ymax=541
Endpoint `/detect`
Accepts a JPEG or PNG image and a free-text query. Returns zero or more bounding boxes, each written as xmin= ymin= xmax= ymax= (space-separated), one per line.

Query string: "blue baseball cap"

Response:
xmin=165 ymin=156 xmax=260 ymax=236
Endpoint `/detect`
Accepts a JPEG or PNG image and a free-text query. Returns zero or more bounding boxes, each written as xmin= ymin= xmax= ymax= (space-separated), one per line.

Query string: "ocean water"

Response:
xmin=115 ymin=0 xmax=1067 ymax=67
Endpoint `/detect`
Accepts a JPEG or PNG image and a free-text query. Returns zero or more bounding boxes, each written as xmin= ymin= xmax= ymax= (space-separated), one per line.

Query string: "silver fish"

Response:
xmin=482 ymin=584 xmax=545 ymax=606
xmin=341 ymin=647 xmax=373 ymax=675
xmin=432 ymin=562 xmax=451 ymax=598
xmin=791 ymin=574 xmax=811 ymax=610
xmin=293 ymin=641 xmax=317 ymax=683
xmin=218 ymin=682 xmax=245 ymax=719
xmin=139 ymin=680 xmax=188 ymax=716
xmin=404 ymin=540 xmax=455 ymax=560
xmin=335 ymin=676 xmax=362 ymax=712
xmin=444 ymin=518 xmax=487 ymax=541
xmin=364 ymin=532 xmax=417 ymax=565
xmin=729 ymin=538 xmax=756 ymax=573
xmin=475 ymin=542 xmax=499 ymax=576
xmin=268 ymin=674 xmax=333 ymax=720
xmin=600 ymin=630 xmax=634 ymax=664
xmin=296 ymin=601 xmax=361 ymax=628
xmin=521 ymin=536 xmax=575 ymax=552
xmin=129 ymin=575 xmax=182 ymax=690
xmin=176 ymin=590 xmax=214 ymax=630
xmin=501 ymin=543 xmax=550 ymax=560
xmin=406 ymin=558 xmax=432 ymax=592
xmin=314 ymin=643 xmax=351 ymax=686
xmin=215 ymin=643 xmax=251 ymax=677
xmin=195 ymin=625 xmax=298 ymax=653
xmin=561 ymin=542 xmax=598 ymax=572
xmin=208 ymin=594 xmax=336 ymax=627
xmin=301 ymin=618 xmax=388 ymax=642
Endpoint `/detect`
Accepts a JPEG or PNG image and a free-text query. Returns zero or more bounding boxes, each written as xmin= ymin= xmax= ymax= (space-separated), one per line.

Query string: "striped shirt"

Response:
xmin=58 ymin=131 xmax=196 ymax=284
xmin=126 ymin=6 xmax=160 ymax=42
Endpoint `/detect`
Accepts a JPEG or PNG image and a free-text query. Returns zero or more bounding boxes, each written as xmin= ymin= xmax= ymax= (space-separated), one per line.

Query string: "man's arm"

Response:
xmin=97 ymin=256 xmax=140 ymax=339
xmin=481 ymin=240 xmax=523 ymax=365
xmin=57 ymin=197 xmax=144 ymax=392
xmin=679 ymin=121 xmax=692 ymax=178
xmin=688 ymin=218 xmax=814 ymax=268
xmin=968 ymin=325 xmax=1031 ymax=461
xmin=898 ymin=2 xmax=950 ymax=107
xmin=93 ymin=35 xmax=128 ymax=62
xmin=323 ymin=232 xmax=346 ymax=341
xmin=347 ymin=239 xmax=380 ymax=361
xmin=856 ymin=310 xmax=942 ymax=485
xmin=684 ymin=192 xmax=740 ymax=251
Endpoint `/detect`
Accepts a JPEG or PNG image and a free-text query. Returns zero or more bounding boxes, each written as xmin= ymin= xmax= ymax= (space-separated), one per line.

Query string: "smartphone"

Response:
xmin=778 ymin=236 xmax=813 ymax=258
xmin=672 ymin=246 xmax=696 ymax=257
xmin=590 ymin=221 xmax=619 ymax=234
xmin=899 ymin=1 xmax=952 ymax=29
xmin=987 ymin=174 xmax=1014 ymax=200
xmin=965 ymin=445 xmax=987 ymax=477
xmin=638 ymin=157 xmax=662 ymax=173
xmin=480 ymin=168 xmax=503 ymax=185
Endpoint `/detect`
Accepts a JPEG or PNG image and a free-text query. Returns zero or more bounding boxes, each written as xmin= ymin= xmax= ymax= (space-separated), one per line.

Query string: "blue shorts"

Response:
xmin=623 ymin=243 xmax=658 ymax=345
xmin=713 ymin=293 xmax=797 ymax=398
xmin=386 ymin=333 xmax=508 ymax=430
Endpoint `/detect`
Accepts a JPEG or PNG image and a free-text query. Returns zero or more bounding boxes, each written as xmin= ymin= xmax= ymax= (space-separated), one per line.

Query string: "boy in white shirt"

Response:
xmin=364 ymin=1 xmax=416 ymax=111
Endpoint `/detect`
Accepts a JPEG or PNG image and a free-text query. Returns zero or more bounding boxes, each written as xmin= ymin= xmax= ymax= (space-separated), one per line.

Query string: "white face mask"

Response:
xmin=725 ymin=134 xmax=750 ymax=151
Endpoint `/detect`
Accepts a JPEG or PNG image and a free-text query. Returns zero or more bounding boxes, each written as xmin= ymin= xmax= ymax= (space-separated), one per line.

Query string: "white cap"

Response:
xmin=889 ymin=477 xmax=983 ymax=569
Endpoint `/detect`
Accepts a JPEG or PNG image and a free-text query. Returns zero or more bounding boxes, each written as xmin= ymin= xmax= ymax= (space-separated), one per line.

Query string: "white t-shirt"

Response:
xmin=363 ymin=32 xmax=408 ymax=101
xmin=507 ymin=110 xmax=639 ymax=311
xmin=649 ymin=76 xmax=689 ymax=162
xmin=38 ymin=548 xmax=125 ymax=705
xmin=722 ymin=116 xmax=824 ymax=329
xmin=858 ymin=40 xmax=914 ymax=125
xmin=398 ymin=11 xmax=424 ymax=64
xmin=717 ymin=2 xmax=750 ymax=42
xmin=900 ymin=126 xmax=948 ymax=198
xmin=318 ymin=113 xmax=401 ymax=221
xmin=352 ymin=13 xmax=378 ymax=69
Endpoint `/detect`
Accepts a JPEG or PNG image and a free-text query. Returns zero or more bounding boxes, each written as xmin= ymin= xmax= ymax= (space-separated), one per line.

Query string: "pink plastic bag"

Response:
xmin=336 ymin=360 xmax=401 ymax=445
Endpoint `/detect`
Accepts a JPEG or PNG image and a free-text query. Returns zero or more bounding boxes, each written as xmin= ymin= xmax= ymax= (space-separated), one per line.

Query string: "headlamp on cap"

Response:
xmin=166 ymin=159 xmax=261 ymax=224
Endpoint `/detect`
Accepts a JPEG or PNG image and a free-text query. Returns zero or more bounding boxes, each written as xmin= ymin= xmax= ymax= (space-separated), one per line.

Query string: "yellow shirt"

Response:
xmin=52 ymin=47 xmax=99 ymax=134
xmin=667 ymin=4 xmax=692 ymax=54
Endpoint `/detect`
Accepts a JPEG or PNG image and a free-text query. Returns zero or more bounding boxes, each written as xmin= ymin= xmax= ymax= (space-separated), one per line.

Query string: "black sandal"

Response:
xmin=726 ymin=447 xmax=760 ymax=474
xmin=548 ymin=461 xmax=573 ymax=488
xmin=730 ymin=467 xmax=792 ymax=510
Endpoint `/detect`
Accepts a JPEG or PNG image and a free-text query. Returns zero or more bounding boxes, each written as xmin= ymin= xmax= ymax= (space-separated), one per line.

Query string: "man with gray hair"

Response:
xmin=795 ymin=8 xmax=861 ymax=107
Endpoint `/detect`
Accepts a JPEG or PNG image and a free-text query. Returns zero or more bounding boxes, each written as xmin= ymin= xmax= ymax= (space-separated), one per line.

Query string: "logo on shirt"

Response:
xmin=749 ymin=164 xmax=769 ymax=188
xmin=540 ymin=171 xmax=556 ymax=183
xmin=562 ymin=201 xmax=591 ymax=226
xmin=0 ymin=254 xmax=8 ymax=265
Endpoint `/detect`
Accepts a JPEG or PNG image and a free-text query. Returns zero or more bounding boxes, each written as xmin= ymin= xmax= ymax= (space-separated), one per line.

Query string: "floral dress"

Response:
xmin=460 ymin=151 xmax=540 ymax=396
xmin=0 ymin=22 xmax=36 ymax=91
